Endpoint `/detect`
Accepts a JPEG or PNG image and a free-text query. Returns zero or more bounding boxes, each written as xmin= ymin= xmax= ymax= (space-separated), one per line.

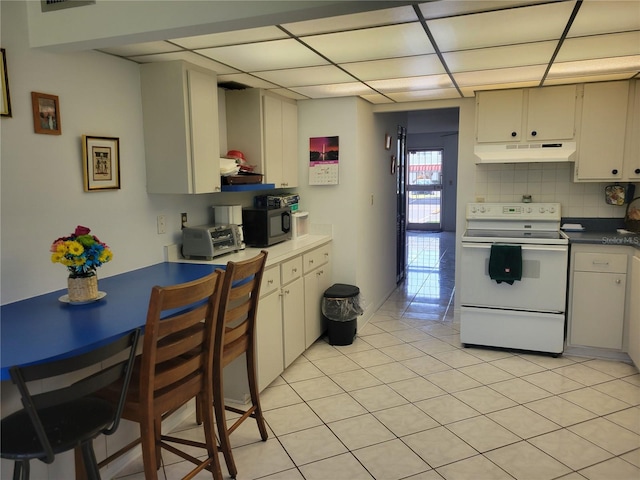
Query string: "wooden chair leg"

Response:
xmin=139 ymin=415 xmax=159 ymax=480
xmin=246 ymin=350 xmax=268 ymax=441
xmin=199 ymin=391 xmax=224 ymax=480
xmin=213 ymin=377 xmax=236 ymax=478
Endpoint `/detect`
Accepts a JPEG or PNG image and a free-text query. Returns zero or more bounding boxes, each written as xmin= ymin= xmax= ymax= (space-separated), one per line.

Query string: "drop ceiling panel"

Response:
xmin=427 ymin=1 xmax=575 ymax=51
xmin=556 ymin=32 xmax=640 ymax=62
xmin=217 ymin=73 xmax=279 ymax=90
xmin=387 ymin=88 xmax=462 ymax=102
xmin=302 ymin=22 xmax=434 ymax=63
xmin=170 ymin=26 xmax=287 ymax=49
xmin=99 ymin=41 xmax=180 ymax=56
xmin=128 ymin=51 xmax=239 ymax=74
xmin=544 ymin=73 xmax=636 ymax=86
xmin=568 ymin=0 xmax=640 ymax=37
xmin=254 ymin=65 xmax=354 ymax=87
xmin=266 ymin=88 xmax=309 ymax=101
xmin=419 ymin=0 xmax=551 ymax=20
xmin=454 ymin=64 xmax=547 ymax=87
xmin=443 ymin=42 xmax=556 ymax=73
xmin=340 ymin=55 xmax=445 ymax=81
xmin=460 ymin=80 xmax=541 ymax=97
xmin=368 ymin=74 xmax=454 ymax=93
xmin=198 ymin=39 xmax=328 ymax=71
xmin=282 ymin=5 xmax=418 ymax=35
xmin=548 ymin=55 xmax=640 ymax=79
xmin=360 ymin=93 xmax=395 ymax=104
xmin=291 ymin=82 xmax=377 ymax=98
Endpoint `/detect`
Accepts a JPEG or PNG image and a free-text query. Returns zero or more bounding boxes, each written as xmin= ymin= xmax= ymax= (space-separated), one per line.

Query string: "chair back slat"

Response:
xmin=139 ymin=272 xmax=221 ymax=414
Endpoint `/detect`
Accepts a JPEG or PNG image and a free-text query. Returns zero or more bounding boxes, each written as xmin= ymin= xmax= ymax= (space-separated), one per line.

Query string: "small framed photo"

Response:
xmin=31 ymin=92 xmax=61 ymax=135
xmin=1 ymin=49 xmax=11 ymax=117
xmin=385 ymin=133 xmax=392 ymax=150
xmin=82 ymin=135 xmax=120 ymax=191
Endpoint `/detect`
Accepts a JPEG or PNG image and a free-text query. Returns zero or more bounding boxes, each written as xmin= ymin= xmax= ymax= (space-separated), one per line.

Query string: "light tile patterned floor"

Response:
xmin=115 ymin=232 xmax=640 ymax=480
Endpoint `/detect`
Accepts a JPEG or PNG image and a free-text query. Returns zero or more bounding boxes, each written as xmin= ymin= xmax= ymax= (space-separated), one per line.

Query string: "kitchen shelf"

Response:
xmin=220 ymin=183 xmax=276 ymax=192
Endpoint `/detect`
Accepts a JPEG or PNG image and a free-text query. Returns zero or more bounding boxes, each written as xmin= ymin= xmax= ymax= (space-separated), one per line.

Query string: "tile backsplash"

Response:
xmin=474 ymin=163 xmax=636 ymax=218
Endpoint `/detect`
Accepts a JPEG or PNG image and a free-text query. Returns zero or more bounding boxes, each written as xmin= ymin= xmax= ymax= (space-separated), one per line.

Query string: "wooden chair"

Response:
xmin=0 ymin=329 xmax=140 ymax=480
xmin=98 ymin=271 xmax=224 ymax=480
xmin=212 ymin=250 xmax=269 ymax=478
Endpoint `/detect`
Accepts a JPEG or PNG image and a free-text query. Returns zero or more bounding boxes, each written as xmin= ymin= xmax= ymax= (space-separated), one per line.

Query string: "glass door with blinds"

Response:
xmin=406 ymin=149 xmax=442 ymax=231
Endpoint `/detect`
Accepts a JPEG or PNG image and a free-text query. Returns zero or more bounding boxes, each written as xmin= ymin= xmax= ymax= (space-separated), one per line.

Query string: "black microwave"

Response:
xmin=242 ymin=206 xmax=291 ymax=247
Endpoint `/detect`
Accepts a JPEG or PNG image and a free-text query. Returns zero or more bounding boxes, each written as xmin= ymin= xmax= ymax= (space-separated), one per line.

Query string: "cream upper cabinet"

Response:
xmin=574 ymin=81 xmax=630 ymax=181
xmin=226 ymin=89 xmax=298 ymax=188
xmin=476 ymin=85 xmax=576 ymax=143
xmin=623 ymin=80 xmax=640 ymax=181
xmin=140 ymin=61 xmax=220 ymax=194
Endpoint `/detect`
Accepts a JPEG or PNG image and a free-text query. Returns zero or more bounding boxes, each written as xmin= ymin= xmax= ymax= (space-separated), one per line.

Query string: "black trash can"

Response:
xmin=322 ymin=283 xmax=363 ymax=346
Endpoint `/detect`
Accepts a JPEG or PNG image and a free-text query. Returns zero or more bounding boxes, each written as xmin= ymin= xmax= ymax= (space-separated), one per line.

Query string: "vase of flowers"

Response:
xmin=50 ymin=225 xmax=113 ymax=302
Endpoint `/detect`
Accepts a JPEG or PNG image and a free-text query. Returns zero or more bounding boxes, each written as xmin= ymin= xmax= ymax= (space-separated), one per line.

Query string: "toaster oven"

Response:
xmin=182 ymin=224 xmax=241 ymax=260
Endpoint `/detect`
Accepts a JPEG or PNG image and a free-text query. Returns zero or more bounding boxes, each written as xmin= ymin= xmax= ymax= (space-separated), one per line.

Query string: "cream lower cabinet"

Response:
xmin=281 ymin=256 xmax=305 ymax=367
xmin=568 ymin=247 xmax=628 ymax=350
xmin=303 ymin=244 xmax=332 ymax=348
xmin=255 ymin=265 xmax=283 ymax=392
xmin=628 ymin=254 xmax=640 ymax=366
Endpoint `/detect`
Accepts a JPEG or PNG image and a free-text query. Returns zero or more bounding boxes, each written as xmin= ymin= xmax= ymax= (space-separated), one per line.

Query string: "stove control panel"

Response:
xmin=467 ymin=203 xmax=561 ymax=221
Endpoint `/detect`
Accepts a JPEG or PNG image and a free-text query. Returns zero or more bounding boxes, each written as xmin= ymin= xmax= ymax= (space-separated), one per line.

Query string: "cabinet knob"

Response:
xmin=616 ymin=279 xmax=621 ymax=284
xmin=531 ymin=130 xmax=537 ymax=137
xmin=309 ymin=259 xmax=314 ymax=264
xmin=635 ymin=168 xmax=640 ymax=174
xmin=511 ymin=131 xmax=517 ymax=137
xmin=292 ymin=268 xmax=297 ymax=273
xmin=612 ymin=169 xmax=619 ymax=175
xmin=268 ymin=279 xmax=274 ymax=285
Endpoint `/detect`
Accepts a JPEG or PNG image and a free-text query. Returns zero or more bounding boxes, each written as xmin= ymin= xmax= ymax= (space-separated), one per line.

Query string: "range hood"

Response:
xmin=474 ymin=142 xmax=576 ymax=164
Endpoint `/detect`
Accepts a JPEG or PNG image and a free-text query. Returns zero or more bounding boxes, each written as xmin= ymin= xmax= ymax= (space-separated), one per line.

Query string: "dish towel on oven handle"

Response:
xmin=489 ymin=244 xmax=522 ymax=285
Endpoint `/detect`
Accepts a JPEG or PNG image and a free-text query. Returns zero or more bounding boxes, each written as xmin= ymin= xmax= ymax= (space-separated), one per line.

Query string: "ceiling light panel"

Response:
xmin=368 ymin=74 xmax=454 ymax=93
xmin=568 ymin=0 xmax=640 ymax=37
xmin=427 ymin=1 xmax=575 ymax=51
xmin=341 ymin=55 xmax=445 ymax=81
xmin=170 ymin=26 xmax=287 ymax=50
xmin=556 ymin=31 xmax=640 ymax=62
xmin=254 ymin=65 xmax=355 ymax=87
xmin=291 ymin=82 xmax=377 ymax=98
xmin=282 ymin=5 xmax=418 ymax=36
xmin=302 ymin=23 xmax=434 ymax=63
xmin=443 ymin=42 xmax=556 ymax=73
xmin=100 ymin=41 xmax=180 ymax=57
xmin=198 ymin=39 xmax=328 ymax=71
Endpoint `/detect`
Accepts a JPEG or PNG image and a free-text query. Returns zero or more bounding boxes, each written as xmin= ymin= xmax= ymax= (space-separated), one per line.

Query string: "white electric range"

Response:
xmin=460 ymin=203 xmax=569 ymax=355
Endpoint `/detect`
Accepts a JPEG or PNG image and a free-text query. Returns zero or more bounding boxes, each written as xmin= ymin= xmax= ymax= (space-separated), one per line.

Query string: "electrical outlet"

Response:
xmin=181 ymin=213 xmax=188 ymax=229
xmin=157 ymin=215 xmax=166 ymax=234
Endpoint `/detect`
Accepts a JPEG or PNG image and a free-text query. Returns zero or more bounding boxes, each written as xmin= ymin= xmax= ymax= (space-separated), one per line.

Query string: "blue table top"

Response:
xmin=0 ymin=262 xmax=224 ymax=381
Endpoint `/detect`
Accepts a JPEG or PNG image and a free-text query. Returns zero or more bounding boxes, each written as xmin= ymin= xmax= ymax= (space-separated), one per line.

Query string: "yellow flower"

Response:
xmin=51 ymin=252 xmax=63 ymax=264
xmin=67 ymin=241 xmax=84 ymax=256
xmin=99 ymin=250 xmax=113 ymax=263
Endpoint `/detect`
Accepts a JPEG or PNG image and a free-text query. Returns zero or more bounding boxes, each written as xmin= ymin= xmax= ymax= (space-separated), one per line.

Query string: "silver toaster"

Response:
xmin=182 ymin=224 xmax=241 ymax=260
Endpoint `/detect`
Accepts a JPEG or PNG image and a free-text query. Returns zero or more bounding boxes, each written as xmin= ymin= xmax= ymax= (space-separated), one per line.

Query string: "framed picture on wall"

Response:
xmin=31 ymin=92 xmax=61 ymax=134
xmin=82 ymin=135 xmax=120 ymax=191
xmin=1 ymin=48 xmax=11 ymax=117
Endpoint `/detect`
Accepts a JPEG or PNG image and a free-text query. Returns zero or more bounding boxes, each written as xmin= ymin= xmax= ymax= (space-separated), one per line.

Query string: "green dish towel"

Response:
xmin=489 ymin=244 xmax=522 ymax=285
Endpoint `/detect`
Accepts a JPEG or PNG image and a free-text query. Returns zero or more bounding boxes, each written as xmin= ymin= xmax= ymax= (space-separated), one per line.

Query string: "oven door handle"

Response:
xmin=461 ymin=243 xmax=568 ymax=252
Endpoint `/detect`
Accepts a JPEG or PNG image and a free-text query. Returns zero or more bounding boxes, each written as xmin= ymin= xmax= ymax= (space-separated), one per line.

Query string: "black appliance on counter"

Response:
xmin=242 ymin=206 xmax=291 ymax=247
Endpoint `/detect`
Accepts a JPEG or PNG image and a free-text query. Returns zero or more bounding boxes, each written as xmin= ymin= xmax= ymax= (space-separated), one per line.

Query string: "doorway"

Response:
xmin=406 ymin=149 xmax=443 ymax=231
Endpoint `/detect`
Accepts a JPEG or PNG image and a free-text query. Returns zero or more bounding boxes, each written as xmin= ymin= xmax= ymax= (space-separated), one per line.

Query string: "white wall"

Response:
xmin=0 ymin=0 xmax=236 ymax=305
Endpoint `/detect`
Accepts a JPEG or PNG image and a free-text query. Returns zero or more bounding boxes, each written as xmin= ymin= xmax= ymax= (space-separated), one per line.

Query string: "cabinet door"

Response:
xmin=476 ymin=89 xmax=524 ymax=143
xmin=263 ymin=94 xmax=284 ymax=186
xmin=526 ymin=85 xmax=576 ymax=141
xmin=188 ymin=69 xmax=221 ymax=193
xmin=628 ymin=256 xmax=640 ymax=366
xmin=282 ymin=277 xmax=305 ymax=367
xmin=575 ymin=81 xmax=629 ymax=181
xmin=624 ymin=80 xmax=640 ymax=181
xmin=571 ymin=271 xmax=626 ymax=349
xmin=256 ymin=290 xmax=284 ymax=391
xmin=304 ymin=262 xmax=332 ymax=348
xmin=281 ymin=100 xmax=298 ymax=188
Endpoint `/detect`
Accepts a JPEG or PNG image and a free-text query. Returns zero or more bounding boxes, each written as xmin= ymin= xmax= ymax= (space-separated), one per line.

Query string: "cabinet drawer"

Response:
xmin=574 ymin=252 xmax=627 ymax=273
xmin=281 ymin=256 xmax=302 ymax=285
xmin=260 ymin=265 xmax=281 ymax=297
xmin=303 ymin=244 xmax=331 ymax=274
